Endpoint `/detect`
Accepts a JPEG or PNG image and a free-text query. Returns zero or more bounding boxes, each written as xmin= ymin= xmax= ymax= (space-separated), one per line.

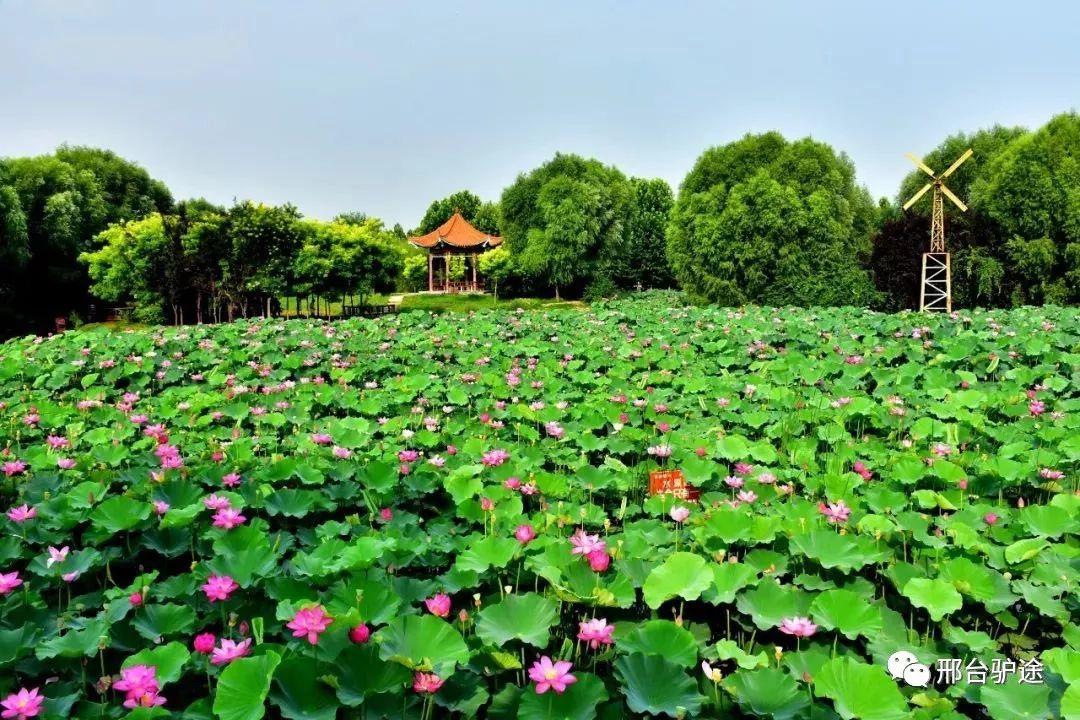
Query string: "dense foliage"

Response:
xmin=0 ymin=147 xmax=172 ymax=334
xmin=81 ymin=202 xmax=406 ymax=324
xmin=1 ymin=295 xmax=1077 ymax=719
xmin=667 ymin=133 xmax=879 ymax=307
xmin=415 ymin=190 xmax=501 ymax=237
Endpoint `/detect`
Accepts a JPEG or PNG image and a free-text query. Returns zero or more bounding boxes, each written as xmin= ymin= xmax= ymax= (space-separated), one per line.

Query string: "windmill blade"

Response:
xmin=906 ymin=152 xmax=936 ymax=178
xmin=940 ymin=183 xmax=968 ymax=212
xmin=903 ymin=182 xmax=933 ymax=210
xmin=941 ymin=148 xmax=974 ymax=179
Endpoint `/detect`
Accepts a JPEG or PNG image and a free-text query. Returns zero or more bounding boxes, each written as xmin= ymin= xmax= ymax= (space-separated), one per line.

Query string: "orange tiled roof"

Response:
xmin=407 ymin=212 xmax=502 ymax=249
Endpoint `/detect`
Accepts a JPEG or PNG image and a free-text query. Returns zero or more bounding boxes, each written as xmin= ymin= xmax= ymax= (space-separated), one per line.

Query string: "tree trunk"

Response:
xmin=555 ymin=285 xmax=561 ymax=301
xmin=196 ymin=292 xmax=203 ymax=324
xmin=266 ymin=296 xmax=271 ymax=318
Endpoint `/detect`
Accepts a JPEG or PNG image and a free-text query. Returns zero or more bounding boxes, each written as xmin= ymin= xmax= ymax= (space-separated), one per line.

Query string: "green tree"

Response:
xmin=970 ymin=112 xmax=1080 ymax=304
xmin=500 ymin=153 xmax=630 ymax=299
xmin=0 ymin=146 xmax=173 ymax=333
xmin=80 ymin=214 xmax=172 ymax=323
xmin=668 ymin=133 xmax=877 ymax=306
xmin=605 ymin=177 xmax=675 ymax=289
xmin=219 ymin=202 xmax=303 ymax=319
xmin=416 ymin=190 xmax=500 ymax=236
xmin=477 ymin=245 xmax=515 ymax=300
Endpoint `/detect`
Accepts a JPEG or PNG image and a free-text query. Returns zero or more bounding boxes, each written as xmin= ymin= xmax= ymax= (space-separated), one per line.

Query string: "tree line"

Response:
xmin=1 ymin=111 xmax=1078 ymax=334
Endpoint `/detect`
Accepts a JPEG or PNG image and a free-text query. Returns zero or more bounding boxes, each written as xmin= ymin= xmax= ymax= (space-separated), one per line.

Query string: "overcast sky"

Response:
xmin=2 ymin=1 xmax=1078 ymax=229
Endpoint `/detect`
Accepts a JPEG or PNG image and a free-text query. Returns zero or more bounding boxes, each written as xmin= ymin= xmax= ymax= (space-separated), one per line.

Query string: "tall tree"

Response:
xmin=604 ymin=177 xmax=675 ymax=289
xmin=668 ymin=133 xmax=877 ymax=306
xmin=500 ymin=153 xmax=630 ymax=299
xmin=416 ymin=190 xmax=500 ymax=236
xmin=970 ymin=112 xmax=1080 ymax=304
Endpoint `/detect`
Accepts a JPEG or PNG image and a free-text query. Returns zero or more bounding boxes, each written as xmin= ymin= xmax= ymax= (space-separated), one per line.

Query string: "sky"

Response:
xmin=2 ymin=1 xmax=1078 ymax=230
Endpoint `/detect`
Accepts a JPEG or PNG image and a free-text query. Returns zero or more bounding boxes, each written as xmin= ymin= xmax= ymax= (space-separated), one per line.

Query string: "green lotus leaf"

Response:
xmin=814 ymin=657 xmax=908 ymax=720
xmin=377 ymin=615 xmax=469 ymax=675
xmin=736 ymin=581 xmax=813 ymax=630
xmin=269 ymin=656 xmax=338 ymax=720
xmin=122 ymin=642 xmax=190 ymax=685
xmin=724 ymin=667 xmax=809 ymax=719
xmin=475 ymin=593 xmax=558 ymax=648
xmin=90 ymin=495 xmax=151 ymax=534
xmin=213 ymin=650 xmax=281 ymax=720
xmin=614 ymin=652 xmax=704 ymax=718
xmin=709 ymin=639 xmax=768 ymax=670
xmin=334 ymin=644 xmax=411 ymax=706
xmin=703 ymin=562 xmax=759 ymax=605
xmin=133 ymin=603 xmax=197 ymax=640
xmin=902 ymin=578 xmax=963 ymax=621
xmin=1004 ymin=537 xmax=1050 ymax=564
xmin=455 ymin=536 xmax=519 ymax=573
xmin=616 ymin=620 xmax=699 ymax=667
xmin=978 ymin=674 xmax=1051 ymax=720
xmin=642 ymin=552 xmax=713 ymax=609
xmin=809 ymin=589 xmax=883 ymax=640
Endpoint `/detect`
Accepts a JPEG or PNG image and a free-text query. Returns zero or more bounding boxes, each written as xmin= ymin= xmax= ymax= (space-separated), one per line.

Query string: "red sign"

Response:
xmin=648 ymin=469 xmax=700 ymax=501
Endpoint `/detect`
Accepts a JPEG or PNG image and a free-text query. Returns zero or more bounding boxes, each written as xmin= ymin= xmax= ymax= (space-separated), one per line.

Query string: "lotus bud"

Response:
xmin=458 ymin=609 xmax=469 ymax=624
xmin=774 ymin=646 xmax=784 ymax=663
xmin=802 ymin=671 xmax=813 ymax=683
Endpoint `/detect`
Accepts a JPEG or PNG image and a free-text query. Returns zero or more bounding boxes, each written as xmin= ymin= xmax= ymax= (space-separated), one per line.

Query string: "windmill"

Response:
xmin=902 ymin=148 xmax=973 ymax=312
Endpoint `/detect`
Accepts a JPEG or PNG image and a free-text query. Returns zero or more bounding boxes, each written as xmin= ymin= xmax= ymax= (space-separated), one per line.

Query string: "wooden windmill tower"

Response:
xmin=902 ymin=148 xmax=973 ymax=312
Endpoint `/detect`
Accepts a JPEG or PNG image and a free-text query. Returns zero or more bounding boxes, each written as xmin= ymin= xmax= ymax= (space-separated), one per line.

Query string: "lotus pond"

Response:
xmin=1 ymin=294 xmax=1078 ymax=719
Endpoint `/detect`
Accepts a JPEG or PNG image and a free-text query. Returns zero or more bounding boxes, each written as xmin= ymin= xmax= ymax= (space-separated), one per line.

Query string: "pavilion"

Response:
xmin=407 ymin=212 xmax=502 ymax=293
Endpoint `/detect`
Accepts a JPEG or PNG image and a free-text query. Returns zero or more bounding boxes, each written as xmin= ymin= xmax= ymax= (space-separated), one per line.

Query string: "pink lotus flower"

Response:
xmin=734 ymin=462 xmax=753 ymax=476
xmin=153 ymin=501 xmax=170 ymax=515
xmin=1 ymin=687 xmax=43 ymax=720
xmin=724 ymin=476 xmax=744 ymax=489
xmin=46 ymin=546 xmax=69 ymax=568
xmin=587 ymin=549 xmax=610 ymax=572
xmin=670 ymin=506 xmax=690 ymax=523
xmin=429 ymin=456 xmax=446 ymax=468
xmin=481 ymin=497 xmax=494 ymax=512
xmin=504 ymin=477 xmax=521 ymax=490
xmin=349 ymin=624 xmax=371 ymax=644
xmin=287 ymin=605 xmax=333 ymax=645
xmin=6 ymin=504 xmax=35 ymax=524
xmin=57 ymin=458 xmax=76 ymax=470
xmin=398 ymin=449 xmax=420 ymax=463
xmin=528 ymin=656 xmax=577 ymax=695
xmin=2 ymin=461 xmax=27 ymax=477
xmin=193 ymin=633 xmax=216 ymax=654
xmin=425 ymin=593 xmax=451 ymax=617
xmin=577 ymin=618 xmax=615 ymax=649
xmin=413 ymin=672 xmax=445 ymax=694
xmin=984 ymin=512 xmax=999 ymax=526
xmin=211 ymin=638 xmax=252 ymax=665
xmin=779 ymin=617 xmax=818 ymax=637
xmin=129 ymin=591 xmax=145 ymax=607
xmin=646 ymin=444 xmax=672 ymax=458
xmin=114 ymin=665 xmax=166 ymax=709
xmin=820 ymin=500 xmax=851 ymax=524
xmin=46 ymin=435 xmax=69 ymax=449
xmin=222 ymin=473 xmax=241 ymax=488
xmin=1040 ymin=468 xmax=1065 ymax=480
xmin=379 ymin=507 xmax=393 ymax=522
xmin=202 ymin=575 xmax=239 ymax=603
xmin=569 ymin=529 xmax=605 ymax=556
xmin=446 ymin=445 xmax=458 ymax=456
xmin=311 ymin=433 xmax=332 ymax=445
xmin=520 ymin=482 xmax=538 ymax=496
xmin=1029 ymin=400 xmax=1046 ymax=417
xmin=203 ymin=494 xmax=230 ymax=510
xmin=515 ymin=525 xmax=536 ymax=544
xmin=737 ymin=490 xmax=757 ymax=504
xmin=212 ymin=508 xmax=246 ymax=530
xmin=757 ymin=472 xmax=776 ymax=485
xmin=0 ymin=571 xmax=22 ymax=595
xmin=332 ymin=446 xmax=352 ymax=459
xmin=481 ymin=449 xmax=510 ymax=467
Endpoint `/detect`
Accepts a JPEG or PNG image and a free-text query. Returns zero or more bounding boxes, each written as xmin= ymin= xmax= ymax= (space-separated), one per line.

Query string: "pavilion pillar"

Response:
xmin=428 ymin=253 xmax=433 ymax=292
xmin=472 ymin=254 xmax=477 ymax=289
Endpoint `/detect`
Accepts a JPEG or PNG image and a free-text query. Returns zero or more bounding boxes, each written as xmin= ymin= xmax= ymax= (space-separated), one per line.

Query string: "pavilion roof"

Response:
xmin=407 ymin=212 xmax=503 ymax=250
